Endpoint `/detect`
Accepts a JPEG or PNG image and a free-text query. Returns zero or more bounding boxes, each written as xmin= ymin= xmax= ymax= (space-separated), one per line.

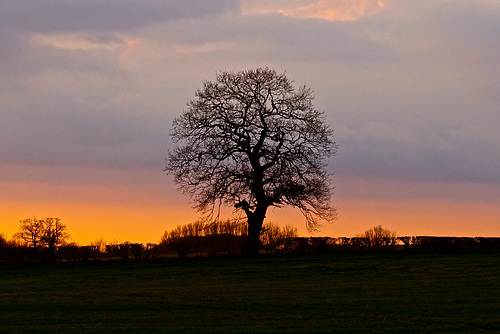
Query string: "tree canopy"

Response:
xmin=14 ymin=217 xmax=69 ymax=249
xmin=166 ymin=68 xmax=337 ymax=254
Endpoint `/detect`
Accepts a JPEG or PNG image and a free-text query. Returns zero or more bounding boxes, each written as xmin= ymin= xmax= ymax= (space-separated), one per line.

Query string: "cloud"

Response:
xmin=32 ymin=33 xmax=127 ymax=51
xmin=279 ymin=0 xmax=384 ymax=21
xmin=0 ymin=0 xmax=238 ymax=33
xmin=239 ymin=0 xmax=315 ymax=15
xmin=144 ymin=13 xmax=393 ymax=64
xmin=1 ymin=0 xmax=499 ymax=185
xmin=0 ymin=0 xmax=239 ymax=74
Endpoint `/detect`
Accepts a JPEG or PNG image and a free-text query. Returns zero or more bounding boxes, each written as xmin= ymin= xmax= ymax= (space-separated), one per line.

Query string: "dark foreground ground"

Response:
xmin=1 ymin=253 xmax=499 ymax=333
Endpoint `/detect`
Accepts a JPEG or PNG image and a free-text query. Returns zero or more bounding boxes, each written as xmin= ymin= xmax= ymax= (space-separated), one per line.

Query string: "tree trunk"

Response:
xmin=245 ymin=205 xmax=267 ymax=256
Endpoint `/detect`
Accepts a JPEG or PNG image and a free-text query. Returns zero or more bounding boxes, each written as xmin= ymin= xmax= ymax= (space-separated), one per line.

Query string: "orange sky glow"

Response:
xmin=1 ymin=0 xmax=499 ymax=244
xmin=2 ymin=165 xmax=498 ymax=245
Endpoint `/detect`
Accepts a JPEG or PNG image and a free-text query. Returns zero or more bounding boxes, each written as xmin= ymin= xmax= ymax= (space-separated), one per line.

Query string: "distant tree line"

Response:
xmin=159 ymin=220 xmax=299 ymax=257
xmin=160 ymin=219 xmax=247 ymax=257
xmin=2 ymin=220 xmax=500 ymax=264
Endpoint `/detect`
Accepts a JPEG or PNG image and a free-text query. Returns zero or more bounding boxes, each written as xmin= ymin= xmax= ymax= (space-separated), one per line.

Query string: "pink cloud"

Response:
xmin=279 ymin=0 xmax=384 ymax=21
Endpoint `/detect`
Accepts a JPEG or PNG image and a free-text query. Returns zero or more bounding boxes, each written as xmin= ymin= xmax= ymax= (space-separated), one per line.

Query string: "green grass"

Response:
xmin=1 ymin=253 xmax=499 ymax=333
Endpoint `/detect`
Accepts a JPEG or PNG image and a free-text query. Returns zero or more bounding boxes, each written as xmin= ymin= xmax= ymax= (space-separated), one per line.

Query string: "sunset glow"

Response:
xmin=279 ymin=0 xmax=384 ymax=21
xmin=1 ymin=0 xmax=499 ymax=245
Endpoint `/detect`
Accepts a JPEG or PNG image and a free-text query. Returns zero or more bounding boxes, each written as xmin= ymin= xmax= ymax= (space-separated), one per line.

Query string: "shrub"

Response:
xmin=358 ymin=225 xmax=397 ymax=250
xmin=261 ymin=222 xmax=298 ymax=254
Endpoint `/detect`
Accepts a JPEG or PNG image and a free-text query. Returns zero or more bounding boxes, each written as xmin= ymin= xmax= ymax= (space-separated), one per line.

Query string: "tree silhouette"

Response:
xmin=166 ymin=68 xmax=337 ymax=255
xmin=261 ymin=222 xmax=299 ymax=254
xmin=41 ymin=218 xmax=70 ymax=252
xmin=0 ymin=234 xmax=9 ymax=248
xmin=14 ymin=217 xmax=69 ymax=250
xmin=13 ymin=218 xmax=45 ymax=248
xmin=358 ymin=225 xmax=397 ymax=250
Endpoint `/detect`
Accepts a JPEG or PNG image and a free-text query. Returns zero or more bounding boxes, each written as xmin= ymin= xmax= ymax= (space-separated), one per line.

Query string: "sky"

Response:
xmin=1 ymin=0 xmax=499 ymax=244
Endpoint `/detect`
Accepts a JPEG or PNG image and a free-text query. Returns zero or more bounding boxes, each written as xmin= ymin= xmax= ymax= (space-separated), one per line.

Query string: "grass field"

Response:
xmin=1 ymin=253 xmax=499 ymax=333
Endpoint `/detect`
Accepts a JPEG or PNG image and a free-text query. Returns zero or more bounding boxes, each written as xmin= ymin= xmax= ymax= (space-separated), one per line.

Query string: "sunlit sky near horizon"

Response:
xmin=1 ymin=0 xmax=499 ymax=244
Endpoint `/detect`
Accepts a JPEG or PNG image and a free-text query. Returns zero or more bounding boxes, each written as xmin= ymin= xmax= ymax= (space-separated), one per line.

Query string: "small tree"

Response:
xmin=161 ymin=225 xmax=192 ymax=258
xmin=0 ymin=234 xmax=16 ymax=248
xmin=161 ymin=219 xmax=248 ymax=257
xmin=359 ymin=225 xmax=397 ymax=250
xmin=130 ymin=243 xmax=144 ymax=259
xmin=13 ymin=217 xmax=69 ymax=249
xmin=0 ymin=234 xmax=7 ymax=248
xmin=91 ymin=238 xmax=107 ymax=254
xmin=13 ymin=218 xmax=45 ymax=248
xmin=166 ymin=68 xmax=337 ymax=255
xmin=261 ymin=222 xmax=298 ymax=254
xmin=41 ymin=218 xmax=70 ymax=251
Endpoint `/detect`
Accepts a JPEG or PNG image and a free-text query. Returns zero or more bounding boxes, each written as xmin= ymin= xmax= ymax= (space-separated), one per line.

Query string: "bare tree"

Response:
xmin=166 ymin=68 xmax=337 ymax=255
xmin=13 ymin=217 xmax=45 ymax=248
xmin=41 ymin=217 xmax=70 ymax=250
xmin=358 ymin=225 xmax=397 ymax=250
xmin=261 ymin=222 xmax=298 ymax=254
xmin=13 ymin=217 xmax=69 ymax=249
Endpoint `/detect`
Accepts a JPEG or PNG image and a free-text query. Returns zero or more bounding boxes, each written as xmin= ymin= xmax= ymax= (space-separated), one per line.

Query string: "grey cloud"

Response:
xmin=334 ymin=124 xmax=500 ymax=184
xmin=324 ymin=79 xmax=500 ymax=184
xmin=433 ymin=1 xmax=500 ymax=46
xmin=0 ymin=29 xmax=24 ymax=65
xmin=81 ymin=34 xmax=127 ymax=46
xmin=0 ymin=41 xmax=125 ymax=77
xmin=154 ymin=13 xmax=394 ymax=64
xmin=2 ymin=0 xmax=499 ymax=185
xmin=152 ymin=5 xmax=500 ymax=180
xmin=0 ymin=0 xmax=238 ymax=76
xmin=0 ymin=0 xmax=238 ymax=33
xmin=1 ymin=91 xmax=168 ymax=169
